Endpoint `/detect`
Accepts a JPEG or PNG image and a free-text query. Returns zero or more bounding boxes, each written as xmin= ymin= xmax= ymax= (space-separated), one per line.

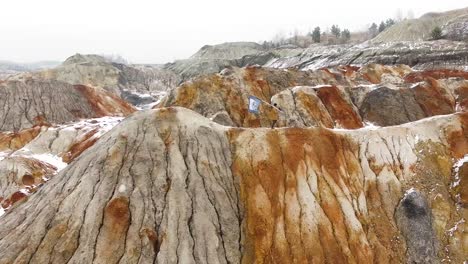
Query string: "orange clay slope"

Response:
xmin=0 ymin=108 xmax=464 ymax=263
xmin=158 ymin=64 xmax=468 ymax=129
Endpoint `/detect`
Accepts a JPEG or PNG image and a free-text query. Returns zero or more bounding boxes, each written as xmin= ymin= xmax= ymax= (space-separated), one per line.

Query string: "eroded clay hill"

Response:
xmin=0 ymin=107 xmax=465 ymax=263
xmin=0 ymin=78 xmax=135 ymax=215
xmin=24 ymin=54 xmax=180 ymax=105
xmin=0 ymin=78 xmax=135 ymax=131
xmin=0 ymin=117 xmax=124 ymax=213
xmin=165 ymin=40 xmax=468 ymax=82
xmin=160 ymin=64 xmax=468 ymax=129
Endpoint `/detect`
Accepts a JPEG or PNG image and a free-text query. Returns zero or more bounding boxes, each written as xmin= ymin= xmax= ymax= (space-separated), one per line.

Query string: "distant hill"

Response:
xmin=166 ymin=44 xmax=303 ymax=81
xmin=0 ymin=60 xmax=61 ymax=79
xmin=189 ymin=42 xmax=265 ymax=60
xmin=6 ymin=54 xmax=180 ymax=106
xmin=372 ymin=7 xmax=468 ymax=42
xmin=0 ymin=60 xmax=60 ymax=71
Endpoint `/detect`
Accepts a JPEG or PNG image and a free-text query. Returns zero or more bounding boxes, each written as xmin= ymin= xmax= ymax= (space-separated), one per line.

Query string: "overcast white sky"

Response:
xmin=0 ymin=0 xmax=466 ymax=64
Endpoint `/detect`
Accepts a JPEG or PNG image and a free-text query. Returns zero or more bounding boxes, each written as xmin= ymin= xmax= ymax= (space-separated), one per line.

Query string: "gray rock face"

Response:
xmin=359 ymin=86 xmax=427 ymax=126
xmin=395 ymin=189 xmax=438 ymax=263
xmin=267 ymin=41 xmax=468 ymax=71
xmin=443 ymin=14 xmax=468 ymax=41
xmin=210 ymin=111 xmax=235 ymax=126
xmin=165 ymin=40 xmax=468 ymax=83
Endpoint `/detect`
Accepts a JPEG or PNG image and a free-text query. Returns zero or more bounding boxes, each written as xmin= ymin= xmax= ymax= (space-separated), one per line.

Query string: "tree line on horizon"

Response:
xmin=258 ymin=4 xmax=454 ymax=50
xmin=308 ymin=18 xmax=397 ymax=44
xmin=263 ymin=17 xmax=397 ymax=49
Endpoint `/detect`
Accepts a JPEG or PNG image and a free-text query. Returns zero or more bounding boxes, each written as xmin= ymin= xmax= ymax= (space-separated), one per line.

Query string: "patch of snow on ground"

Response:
xmin=13 ymin=147 xmax=68 ymax=172
xmin=0 ymin=116 xmax=128 ymax=217
xmin=0 ymin=152 xmax=7 ymax=161
xmin=136 ymin=91 xmax=168 ymax=110
xmin=138 ymin=101 xmax=160 ymax=110
xmin=452 ymin=154 xmax=468 ymax=188
xmin=414 ymin=134 xmax=421 ymax=143
xmin=311 ymin=84 xmax=334 ymax=89
xmin=136 ymin=93 xmax=153 ymax=99
xmin=118 ymin=184 xmax=127 ymax=193
xmin=92 ymin=117 xmax=124 ymax=137
xmin=358 ymin=84 xmax=380 ymax=90
xmin=30 ymin=153 xmax=68 ymax=172
xmin=0 ymin=117 xmax=124 ymax=175
xmin=455 ymin=102 xmax=462 ymax=112
xmin=59 ymin=116 xmax=124 ymax=137
xmin=362 ymin=121 xmax=381 ymax=130
xmin=19 ymin=188 xmax=29 ymax=195
xmin=332 ymin=121 xmax=381 ymax=132
xmin=303 ymin=58 xmax=329 ymax=71
xmin=410 ymin=82 xmax=425 ymax=89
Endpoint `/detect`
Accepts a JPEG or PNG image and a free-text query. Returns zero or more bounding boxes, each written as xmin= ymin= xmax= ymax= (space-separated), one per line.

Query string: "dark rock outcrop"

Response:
xmin=359 ymin=86 xmax=427 ymax=127
xmin=395 ymin=189 xmax=438 ymax=263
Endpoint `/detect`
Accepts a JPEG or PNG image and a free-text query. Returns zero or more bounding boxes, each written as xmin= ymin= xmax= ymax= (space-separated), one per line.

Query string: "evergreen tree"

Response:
xmin=312 ymin=27 xmax=321 ymax=43
xmin=331 ymin=25 xmax=341 ymax=38
xmin=321 ymin=31 xmax=327 ymax=43
xmin=369 ymin=23 xmax=378 ymax=38
xmin=385 ymin=18 xmax=395 ymax=28
xmin=378 ymin=22 xmax=386 ymax=33
xmin=431 ymin=26 xmax=443 ymax=40
xmin=341 ymin=29 xmax=351 ymax=42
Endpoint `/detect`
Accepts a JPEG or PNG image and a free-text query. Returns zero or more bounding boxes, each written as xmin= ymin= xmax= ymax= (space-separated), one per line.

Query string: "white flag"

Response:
xmin=248 ymin=96 xmax=261 ymax=114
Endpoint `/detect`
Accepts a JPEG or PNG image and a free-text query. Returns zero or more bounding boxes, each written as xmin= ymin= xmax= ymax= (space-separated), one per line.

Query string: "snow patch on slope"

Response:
xmin=452 ymin=154 xmax=468 ymax=188
xmin=31 ymin=153 xmax=68 ymax=172
xmin=60 ymin=116 xmax=123 ymax=137
xmin=136 ymin=91 xmax=168 ymax=110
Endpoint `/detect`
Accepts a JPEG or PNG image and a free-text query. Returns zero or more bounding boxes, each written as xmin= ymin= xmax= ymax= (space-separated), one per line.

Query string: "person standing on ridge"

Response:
xmin=269 ymin=103 xmax=283 ymax=129
xmin=248 ymin=96 xmax=283 ymax=129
